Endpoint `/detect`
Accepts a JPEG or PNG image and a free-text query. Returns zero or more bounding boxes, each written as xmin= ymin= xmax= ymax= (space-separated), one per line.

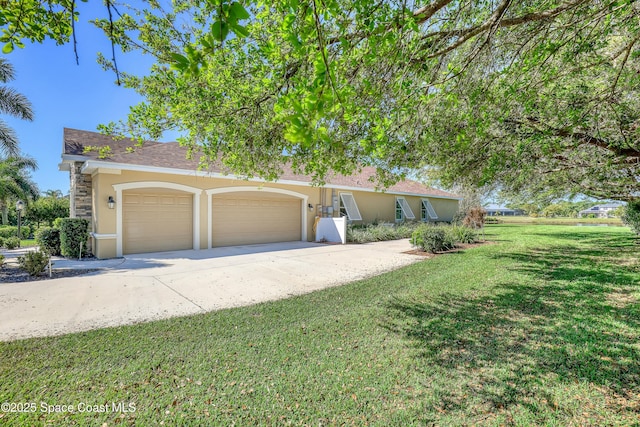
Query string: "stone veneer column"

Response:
xmin=69 ymin=161 xmax=93 ymax=219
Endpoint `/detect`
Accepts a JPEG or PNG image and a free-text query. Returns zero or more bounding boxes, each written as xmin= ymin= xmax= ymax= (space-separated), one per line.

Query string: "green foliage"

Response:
xmin=612 ymin=205 xmax=626 ymax=218
xmin=346 ymin=222 xmax=419 ymax=244
xmin=59 ymin=218 xmax=89 ymax=258
xmin=0 ymin=226 xmax=17 ymax=238
xmin=4 ymin=236 xmax=19 ymax=249
xmin=0 ymin=253 xmax=4 ymax=268
xmin=82 ymin=145 xmax=113 ymax=159
xmin=17 ymin=249 xmax=49 ymax=277
xmin=0 ymin=0 xmax=74 ymax=53
xmin=448 ymin=225 xmax=478 ymax=244
xmin=87 ymin=1 xmax=639 ymax=198
xmin=410 ymin=225 xmax=456 ymax=254
xmin=25 ymin=195 xmax=69 ymax=227
xmin=621 ymin=201 xmax=640 ymax=235
xmin=35 ymin=227 xmax=61 ymax=256
xmin=4 ymin=2 xmax=640 ymax=198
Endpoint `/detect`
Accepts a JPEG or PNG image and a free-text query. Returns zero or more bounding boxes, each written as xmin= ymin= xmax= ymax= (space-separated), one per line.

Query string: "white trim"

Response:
xmin=61 ymin=154 xmax=91 ymax=163
xmin=206 ymin=186 xmax=308 ymax=248
xmin=80 ymin=159 xmax=462 ymax=200
xmin=339 ymin=193 xmax=362 ymax=221
xmin=112 ymin=181 xmax=203 ymax=257
xmin=396 ymin=196 xmax=416 ymax=220
xmin=91 ymin=233 xmax=117 ymax=240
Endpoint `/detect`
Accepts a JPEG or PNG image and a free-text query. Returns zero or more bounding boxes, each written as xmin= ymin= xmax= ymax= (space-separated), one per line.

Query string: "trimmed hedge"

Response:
xmin=59 ymin=218 xmax=90 ymax=258
xmin=36 ymin=227 xmax=61 ymax=256
xmin=0 ymin=226 xmax=17 ymax=239
xmin=4 ymin=236 xmax=20 ymax=250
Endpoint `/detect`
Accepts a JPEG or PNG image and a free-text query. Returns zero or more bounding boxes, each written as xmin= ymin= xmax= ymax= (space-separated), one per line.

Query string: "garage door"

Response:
xmin=123 ymin=189 xmax=193 ymax=254
xmin=212 ymin=192 xmax=301 ymax=247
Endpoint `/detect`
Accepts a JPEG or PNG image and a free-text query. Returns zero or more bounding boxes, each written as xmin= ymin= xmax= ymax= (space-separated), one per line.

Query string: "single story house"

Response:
xmin=484 ymin=204 xmax=524 ymax=216
xmin=578 ymin=203 xmax=624 ymax=218
xmin=59 ymin=128 xmax=461 ymax=258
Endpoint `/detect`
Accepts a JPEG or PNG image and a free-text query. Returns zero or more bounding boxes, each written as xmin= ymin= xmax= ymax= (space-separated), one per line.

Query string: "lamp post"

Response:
xmin=16 ymin=200 xmax=24 ymax=248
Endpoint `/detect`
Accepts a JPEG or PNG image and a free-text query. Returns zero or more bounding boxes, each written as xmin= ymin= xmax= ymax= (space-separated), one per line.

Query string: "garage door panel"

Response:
xmin=212 ymin=193 xmax=301 ymax=247
xmin=123 ymin=191 xmax=193 ymax=254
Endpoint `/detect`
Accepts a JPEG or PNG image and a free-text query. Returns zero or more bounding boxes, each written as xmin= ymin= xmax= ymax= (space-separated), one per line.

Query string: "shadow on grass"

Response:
xmin=384 ymin=230 xmax=640 ymax=420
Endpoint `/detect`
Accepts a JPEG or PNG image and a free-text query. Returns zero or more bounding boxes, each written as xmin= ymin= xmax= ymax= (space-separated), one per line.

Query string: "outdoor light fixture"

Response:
xmin=107 ymin=196 xmax=115 ymax=209
xmin=16 ymin=200 xmax=24 ymax=247
xmin=308 ymin=203 xmax=314 ymax=211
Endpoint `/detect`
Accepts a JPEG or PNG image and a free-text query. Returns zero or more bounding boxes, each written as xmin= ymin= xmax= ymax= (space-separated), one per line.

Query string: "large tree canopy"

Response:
xmin=3 ymin=1 xmax=640 ymax=198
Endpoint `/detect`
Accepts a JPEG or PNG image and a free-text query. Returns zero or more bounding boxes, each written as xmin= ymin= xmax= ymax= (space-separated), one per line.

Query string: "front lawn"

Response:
xmin=1 ymin=225 xmax=638 ymax=425
xmin=496 ymin=215 xmax=622 ymax=225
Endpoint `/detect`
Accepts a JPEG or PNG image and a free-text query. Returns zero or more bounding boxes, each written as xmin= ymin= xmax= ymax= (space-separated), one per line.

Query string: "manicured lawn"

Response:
xmin=496 ymin=216 xmax=622 ymax=225
xmin=19 ymin=239 xmax=36 ymax=247
xmin=0 ymin=225 xmax=638 ymax=425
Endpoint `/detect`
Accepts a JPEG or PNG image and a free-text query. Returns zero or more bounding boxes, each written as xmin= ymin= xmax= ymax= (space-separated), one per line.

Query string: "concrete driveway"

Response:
xmin=0 ymin=240 xmax=420 ymax=341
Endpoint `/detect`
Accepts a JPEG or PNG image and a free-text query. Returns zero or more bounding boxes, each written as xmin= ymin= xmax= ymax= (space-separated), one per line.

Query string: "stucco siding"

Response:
xmin=86 ymin=169 xmax=459 ymax=258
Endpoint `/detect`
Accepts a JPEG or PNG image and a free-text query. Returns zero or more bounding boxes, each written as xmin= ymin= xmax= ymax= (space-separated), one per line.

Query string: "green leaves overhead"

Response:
xmin=3 ymin=0 xmax=640 ymax=198
xmin=0 ymin=0 xmax=77 ymax=51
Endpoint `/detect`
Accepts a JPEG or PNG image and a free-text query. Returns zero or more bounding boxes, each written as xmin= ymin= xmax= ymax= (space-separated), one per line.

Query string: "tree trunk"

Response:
xmin=1 ymin=204 xmax=7 ymax=225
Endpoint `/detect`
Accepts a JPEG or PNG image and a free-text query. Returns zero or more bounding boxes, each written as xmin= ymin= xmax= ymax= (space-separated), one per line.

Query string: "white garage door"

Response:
xmin=212 ymin=192 xmax=301 ymax=247
xmin=123 ymin=189 xmax=193 ymax=254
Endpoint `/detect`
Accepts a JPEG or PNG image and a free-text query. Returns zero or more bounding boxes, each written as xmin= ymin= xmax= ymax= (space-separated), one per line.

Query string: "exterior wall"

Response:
xmin=342 ymin=190 xmax=395 ymax=223
xmin=342 ymin=191 xmax=459 ymax=223
xmin=427 ymin=197 xmax=459 ymax=222
xmin=91 ymin=170 xmax=323 ymax=258
xmin=70 ymin=162 xmax=93 ymax=219
xmin=88 ymin=168 xmax=459 ymax=258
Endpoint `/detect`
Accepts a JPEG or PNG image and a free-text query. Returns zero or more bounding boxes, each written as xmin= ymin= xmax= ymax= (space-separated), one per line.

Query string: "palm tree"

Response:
xmin=43 ymin=189 xmax=64 ymax=198
xmin=0 ymin=58 xmax=34 ymax=157
xmin=0 ymin=156 xmax=38 ymax=225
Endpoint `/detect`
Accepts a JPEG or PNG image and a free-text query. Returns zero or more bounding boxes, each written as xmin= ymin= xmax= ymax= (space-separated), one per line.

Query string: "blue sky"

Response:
xmin=3 ymin=2 xmax=167 ymax=194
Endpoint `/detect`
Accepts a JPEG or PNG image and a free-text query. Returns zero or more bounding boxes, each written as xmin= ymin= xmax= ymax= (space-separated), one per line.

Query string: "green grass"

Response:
xmin=1 ymin=225 xmax=639 ymax=425
xmin=19 ymin=239 xmax=36 ymax=247
xmin=496 ymin=216 xmax=622 ymax=225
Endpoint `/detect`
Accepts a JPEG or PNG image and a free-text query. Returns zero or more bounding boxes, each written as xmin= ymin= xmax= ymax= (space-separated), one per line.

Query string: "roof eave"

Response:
xmin=81 ymin=160 xmax=461 ymax=199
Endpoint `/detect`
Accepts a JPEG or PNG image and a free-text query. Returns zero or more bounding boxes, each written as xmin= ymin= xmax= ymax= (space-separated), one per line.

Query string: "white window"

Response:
xmin=339 ymin=193 xmax=362 ymax=221
xmin=421 ymin=199 xmax=438 ymax=221
xmin=395 ymin=197 xmax=415 ymax=221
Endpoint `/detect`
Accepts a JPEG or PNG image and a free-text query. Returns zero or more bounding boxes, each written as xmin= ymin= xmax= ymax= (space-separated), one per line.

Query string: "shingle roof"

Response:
xmin=62 ymin=128 xmax=459 ymax=199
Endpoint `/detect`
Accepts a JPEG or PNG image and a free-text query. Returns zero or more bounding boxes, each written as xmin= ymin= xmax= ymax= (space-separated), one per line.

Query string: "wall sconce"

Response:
xmin=107 ymin=196 xmax=115 ymax=209
xmin=308 ymin=203 xmax=314 ymax=211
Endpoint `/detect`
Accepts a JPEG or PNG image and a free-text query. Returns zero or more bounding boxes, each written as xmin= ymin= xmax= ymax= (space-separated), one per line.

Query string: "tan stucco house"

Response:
xmin=59 ymin=128 xmax=460 ymax=259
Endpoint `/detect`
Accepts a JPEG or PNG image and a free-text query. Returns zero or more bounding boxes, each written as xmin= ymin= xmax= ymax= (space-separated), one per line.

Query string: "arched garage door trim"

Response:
xmin=113 ymin=182 xmax=203 ymax=257
xmin=206 ymin=186 xmax=308 ymax=249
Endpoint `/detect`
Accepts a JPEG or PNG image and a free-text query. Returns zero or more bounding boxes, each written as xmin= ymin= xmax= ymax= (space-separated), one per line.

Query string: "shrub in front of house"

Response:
xmin=4 ymin=236 xmax=20 ymax=250
xmin=59 ymin=218 xmax=90 ymax=258
xmin=410 ymin=225 xmax=456 ymax=253
xmin=448 ymin=225 xmax=478 ymax=244
xmin=36 ymin=227 xmax=61 ymax=256
xmin=18 ymin=249 xmax=50 ymax=277
xmin=347 ymin=222 xmax=420 ymax=243
xmin=0 ymin=253 xmax=4 ymax=268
